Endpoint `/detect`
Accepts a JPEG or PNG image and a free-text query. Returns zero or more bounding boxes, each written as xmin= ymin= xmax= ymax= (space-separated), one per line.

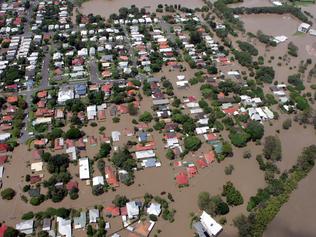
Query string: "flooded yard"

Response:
xmin=79 ymin=0 xmax=205 ymax=18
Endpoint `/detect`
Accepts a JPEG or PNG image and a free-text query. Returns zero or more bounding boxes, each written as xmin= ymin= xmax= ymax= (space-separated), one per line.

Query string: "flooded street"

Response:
xmin=79 ymin=0 xmax=205 ymax=18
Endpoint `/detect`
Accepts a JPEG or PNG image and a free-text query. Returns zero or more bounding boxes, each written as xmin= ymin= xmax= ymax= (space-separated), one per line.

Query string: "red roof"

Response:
xmin=6 ymin=96 xmax=18 ymax=104
xmin=0 ymin=224 xmax=7 ymax=237
xmin=13 ymin=17 xmax=22 ymax=26
xmin=105 ymin=206 xmax=120 ymax=217
xmin=135 ymin=142 xmax=156 ymax=152
xmin=72 ymin=57 xmax=84 ymax=66
xmin=187 ymin=165 xmax=198 ymax=178
xmin=97 ymin=110 xmax=106 ymax=120
xmin=101 ymin=84 xmax=112 ymax=93
xmin=120 ymin=206 xmax=128 ymax=216
xmin=0 ymin=155 xmax=8 ymax=165
xmin=32 ymin=150 xmax=43 ymax=159
xmin=89 ymin=136 xmax=97 ymax=145
xmin=105 ymin=166 xmax=119 ymax=187
xmin=176 ymin=171 xmax=189 ymax=185
xmin=66 ymin=180 xmax=78 ymax=191
xmin=5 ymin=84 xmax=17 ymax=90
xmin=2 ymin=115 xmax=13 ymax=122
xmin=204 ymin=151 xmax=215 ymax=164
xmin=37 ymin=100 xmax=46 ymax=108
xmin=30 ymin=175 xmax=42 ymax=184
xmin=0 ymin=144 xmax=9 ymax=153
xmin=223 ymin=107 xmax=238 ymax=115
xmin=196 ymin=159 xmax=208 ymax=168
xmin=37 ymin=91 xmax=48 ymax=98
xmin=118 ymin=104 xmax=128 ymax=114
xmin=205 ymin=133 xmax=218 ymax=142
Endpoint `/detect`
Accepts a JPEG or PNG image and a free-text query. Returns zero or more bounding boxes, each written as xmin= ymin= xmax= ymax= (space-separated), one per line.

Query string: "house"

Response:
xmin=66 ymin=180 xmax=78 ymax=191
xmin=57 ymin=217 xmax=72 ymax=237
xmin=92 ymin=176 xmax=104 ymax=186
xmin=74 ymin=212 xmax=86 ymax=229
xmin=298 ymin=23 xmax=311 ymax=33
xmin=0 ymin=224 xmax=7 ymax=237
xmin=187 ymin=165 xmax=198 ymax=178
xmin=0 ymin=133 xmax=11 ymax=142
xmin=135 ymin=150 xmax=155 ymax=160
xmin=105 ymin=166 xmax=119 ymax=187
xmin=199 ymin=211 xmax=222 ymax=236
xmin=176 ymin=171 xmax=189 ymax=186
xmin=126 ymin=201 xmax=140 ymax=219
xmin=147 ymin=203 xmax=161 ymax=216
xmin=89 ymin=209 xmax=99 ymax=223
xmin=204 ymin=151 xmax=216 ymax=164
xmin=75 ymin=84 xmax=87 ymax=96
xmin=0 ymin=166 xmax=4 ymax=179
xmin=105 ymin=206 xmax=120 ymax=217
xmin=31 ymin=162 xmax=43 ymax=172
xmin=42 ymin=218 xmax=51 ymax=232
xmin=0 ymin=144 xmax=9 ymax=153
xmin=133 ymin=220 xmax=155 ymax=237
xmin=111 ymin=131 xmax=121 ymax=142
xmin=58 ymin=87 xmax=74 ymax=104
xmin=87 ymin=105 xmax=97 ymax=120
xmin=66 ymin=146 xmax=77 ymax=160
xmin=16 ymin=220 xmax=34 ymax=235
xmin=79 ymin=157 xmax=90 ymax=180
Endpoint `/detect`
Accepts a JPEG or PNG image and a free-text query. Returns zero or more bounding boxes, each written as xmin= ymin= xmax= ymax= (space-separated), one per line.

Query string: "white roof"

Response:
xmin=31 ymin=162 xmax=43 ymax=172
xmin=200 ymin=211 xmax=222 ymax=236
xmin=32 ymin=117 xmax=52 ymax=125
xmin=92 ymin=176 xmax=104 ymax=186
xmin=126 ymin=201 xmax=139 ymax=219
xmin=111 ymin=131 xmax=121 ymax=142
xmin=177 ymin=75 xmax=185 ymax=80
xmin=135 ymin=150 xmax=156 ymax=159
xmin=147 ymin=203 xmax=161 ymax=216
xmin=79 ymin=158 xmax=90 ymax=180
xmin=0 ymin=166 xmax=4 ymax=179
xmin=0 ymin=133 xmax=11 ymax=141
xmin=57 ymin=217 xmax=72 ymax=237
xmin=196 ymin=126 xmax=209 ymax=135
xmin=89 ymin=209 xmax=99 ymax=223
xmin=16 ymin=220 xmax=34 ymax=235
xmin=87 ymin=105 xmax=97 ymax=120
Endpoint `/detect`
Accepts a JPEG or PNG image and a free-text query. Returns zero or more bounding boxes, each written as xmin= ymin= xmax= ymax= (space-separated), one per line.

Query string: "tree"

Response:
xmin=139 ymin=111 xmax=153 ymax=123
xmin=1 ymin=188 xmax=16 ymax=200
xmin=189 ymin=31 xmax=202 ymax=44
xmin=111 ymin=149 xmax=136 ymax=172
xmin=3 ymin=227 xmax=19 ymax=237
xmin=255 ymin=66 xmax=275 ymax=83
xmin=184 ymin=136 xmax=202 ymax=151
xmin=22 ymin=212 xmax=34 ymax=220
xmin=263 ymin=136 xmax=282 ymax=161
xmin=222 ymin=141 xmax=233 ymax=157
xmin=98 ymin=143 xmax=112 ymax=158
xmin=246 ymin=120 xmax=264 ymax=141
xmin=112 ymin=195 xmax=129 ymax=207
xmin=166 ymin=149 xmax=175 ymax=160
xmin=229 ymin=131 xmax=250 ymax=147
xmin=222 ymin=182 xmax=243 ymax=206
xmin=282 ymin=118 xmax=292 ymax=129
xmin=65 ymin=127 xmax=82 ymax=139
xmin=128 ymin=103 xmax=138 ymax=116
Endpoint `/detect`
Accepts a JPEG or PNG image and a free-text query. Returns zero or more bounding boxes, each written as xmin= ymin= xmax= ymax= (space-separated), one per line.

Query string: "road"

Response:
xmin=39 ymin=46 xmax=50 ymax=90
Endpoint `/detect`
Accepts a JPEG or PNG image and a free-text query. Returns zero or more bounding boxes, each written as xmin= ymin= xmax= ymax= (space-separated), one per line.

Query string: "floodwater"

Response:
xmin=229 ymin=0 xmax=273 ymax=8
xmin=79 ymin=0 xmax=205 ymax=18
xmin=264 ymin=167 xmax=316 ymax=237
